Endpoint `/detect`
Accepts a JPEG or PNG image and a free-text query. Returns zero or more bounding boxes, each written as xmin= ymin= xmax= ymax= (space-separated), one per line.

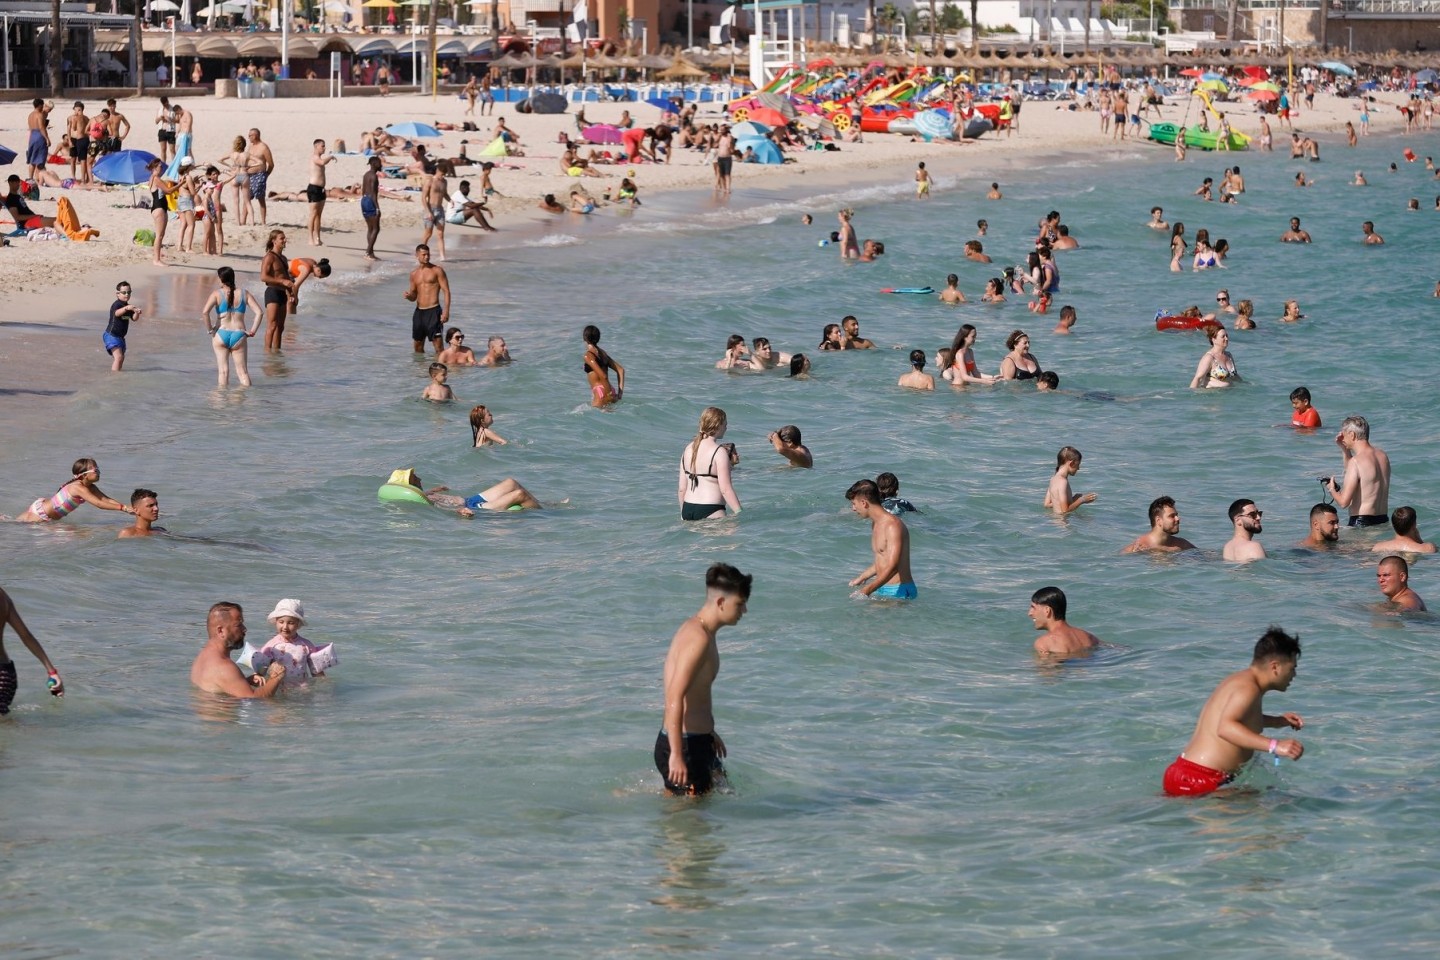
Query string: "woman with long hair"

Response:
xmin=678 ymin=407 xmax=741 ymax=521
xmin=582 ymin=324 xmax=624 ymax=406
xmin=998 ymin=329 xmax=1041 ymax=381
xmin=469 ymin=405 xmax=508 ymax=447
xmin=948 ymin=324 xmax=999 ymax=385
xmin=145 ymin=158 xmax=175 ymax=267
xmin=1189 ymin=324 xmax=1241 ymax=389
xmin=201 ymin=266 xmax=263 ymax=386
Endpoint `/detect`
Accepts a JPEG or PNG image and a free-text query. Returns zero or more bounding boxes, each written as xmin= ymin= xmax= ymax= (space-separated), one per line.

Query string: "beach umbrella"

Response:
xmin=645 ymin=96 xmax=679 ymax=112
xmin=1197 ymin=79 xmax=1229 ymax=92
xmin=582 ymin=124 xmax=624 ymax=144
xmin=93 ymin=149 xmax=161 ymax=185
xmin=1319 ymin=60 xmax=1355 ymax=76
xmin=912 ymin=109 xmax=954 ymax=141
xmin=729 ymin=120 xmax=771 ymax=138
xmin=1246 ymin=89 xmax=1279 ymax=101
xmin=1200 ymin=71 xmax=1225 ymax=81
xmin=1179 ymin=67 xmax=1205 ymax=78
xmin=1417 ymin=68 xmax=1438 ymax=83
xmin=0 ymin=144 xmax=15 ymax=166
xmin=387 ymin=121 xmax=442 ymax=138
xmin=149 ymin=0 xmax=180 ymax=9
xmin=744 ymin=106 xmax=789 ymax=127
xmin=1246 ymin=80 xmax=1281 ymax=93
xmin=757 ymin=91 xmax=797 ymax=118
xmin=1241 ymin=65 xmax=1268 ymax=79
xmin=361 ymin=0 xmax=399 ymax=6
xmin=735 ymin=136 xmax=782 ymax=164
xmin=795 ymin=113 xmax=838 ymax=139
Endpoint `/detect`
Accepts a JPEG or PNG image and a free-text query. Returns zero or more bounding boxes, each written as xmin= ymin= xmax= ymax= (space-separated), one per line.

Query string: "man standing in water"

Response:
xmin=1162 ymin=626 xmax=1304 ymax=796
xmin=1322 ymin=415 xmax=1390 ymax=526
xmin=1298 ymin=502 xmax=1340 ymax=550
xmin=1222 ymin=498 xmax=1266 ymax=562
xmin=846 ymin=479 xmax=916 ymax=599
xmin=189 ymin=602 xmax=286 ymax=699
xmin=361 ymin=156 xmax=382 ymax=260
xmin=1122 ymin=496 xmax=1197 ymax=553
xmin=655 ymin=563 xmax=752 ymax=796
xmin=404 ymin=243 xmax=450 ymax=354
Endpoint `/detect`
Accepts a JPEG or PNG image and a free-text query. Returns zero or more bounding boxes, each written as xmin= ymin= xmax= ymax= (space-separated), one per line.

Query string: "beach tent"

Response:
xmin=529 ymin=93 xmax=568 ymax=114
xmin=735 ymin=136 xmax=782 ymax=164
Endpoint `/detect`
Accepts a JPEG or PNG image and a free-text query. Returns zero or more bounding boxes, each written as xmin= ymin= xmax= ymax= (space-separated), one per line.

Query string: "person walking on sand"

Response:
xmin=0 ymin=585 xmax=65 ymax=714
xmin=655 ymin=563 xmax=752 ymax=796
xmin=362 ymin=156 xmax=382 ymax=260
xmin=1161 ymin=626 xmax=1304 ymax=797
xmin=306 ymin=138 xmax=335 ymax=247
xmin=405 ymin=243 xmax=451 ymax=354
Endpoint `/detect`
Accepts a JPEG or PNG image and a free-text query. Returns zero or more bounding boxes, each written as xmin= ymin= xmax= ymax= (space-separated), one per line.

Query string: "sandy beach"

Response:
xmin=0 ymin=83 xmax=1403 ymax=410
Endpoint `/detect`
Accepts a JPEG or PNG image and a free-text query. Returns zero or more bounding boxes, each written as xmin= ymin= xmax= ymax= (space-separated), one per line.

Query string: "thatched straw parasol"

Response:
xmin=657 ymin=59 xmax=707 ymax=80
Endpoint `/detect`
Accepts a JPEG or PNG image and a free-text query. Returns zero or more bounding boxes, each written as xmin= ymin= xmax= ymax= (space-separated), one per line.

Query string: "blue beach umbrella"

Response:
xmin=1359 ymin=80 xmax=1380 ymax=91
xmin=386 ymin=121 xmax=442 ymax=139
xmin=0 ymin=144 xmax=16 ymax=165
xmin=729 ymin=120 xmax=772 ymax=139
xmin=1318 ymin=60 xmax=1355 ymax=76
xmin=1200 ymin=72 xmax=1225 ymax=81
xmin=92 ymin=149 xmax=161 ymax=184
xmin=1416 ymin=68 xmax=1438 ymax=83
xmin=912 ymin=109 xmax=954 ymax=141
xmin=646 ymin=97 xmax=679 ymax=112
xmin=735 ymin=136 xmax=782 ymax=164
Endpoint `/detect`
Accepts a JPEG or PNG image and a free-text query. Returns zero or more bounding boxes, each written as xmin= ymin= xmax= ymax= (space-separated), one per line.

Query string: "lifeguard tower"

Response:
xmin=736 ymin=0 xmax=819 ymax=87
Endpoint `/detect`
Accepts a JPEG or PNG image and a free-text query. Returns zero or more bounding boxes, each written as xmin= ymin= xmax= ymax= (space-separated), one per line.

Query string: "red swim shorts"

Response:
xmin=1163 ymin=755 xmax=1235 ymax=797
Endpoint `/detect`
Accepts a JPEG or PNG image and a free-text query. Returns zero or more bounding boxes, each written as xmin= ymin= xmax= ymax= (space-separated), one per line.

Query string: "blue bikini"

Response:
xmin=215 ymin=295 xmax=248 ymax=349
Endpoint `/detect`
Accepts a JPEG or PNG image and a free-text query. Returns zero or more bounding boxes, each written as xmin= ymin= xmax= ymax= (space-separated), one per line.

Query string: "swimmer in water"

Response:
xmin=1043 ymin=446 xmax=1097 ymax=515
xmin=1370 ymin=506 xmax=1437 ymax=554
xmin=416 ymin=472 xmax=542 ymax=514
xmin=436 ymin=327 xmax=477 ymax=366
xmin=768 ymin=425 xmax=813 ymax=468
xmin=898 ymin=349 xmax=935 ymax=390
xmin=1361 ymin=220 xmax=1385 ymax=245
xmin=1161 ymin=627 xmax=1304 ymax=797
xmin=1028 ymin=586 xmax=1101 ymax=658
xmin=1353 ymin=170 xmax=1367 ymax=186
xmin=118 ymin=488 xmax=165 ymax=538
xmin=1122 ymin=496 xmax=1197 ymax=553
xmin=1377 ymin=555 xmax=1427 ymax=611
xmin=1147 ymin=206 xmax=1168 ymax=230
xmin=469 ymin=404 xmax=508 ymax=447
xmin=1298 ymin=502 xmax=1340 ymax=550
xmin=938 ymin=274 xmax=966 ymax=304
xmin=1189 ymin=325 xmax=1239 ymax=389
xmin=1222 ymin=498 xmax=1266 ymax=562
xmin=948 ymin=324 xmax=999 ymax=385
xmin=1290 ymin=386 xmax=1321 ymax=428
xmin=981 ymin=277 xmax=1006 ymax=302
xmin=582 ymin=324 xmax=624 ymax=407
xmin=818 ymin=323 xmax=843 ymax=351
xmin=16 ymin=457 xmax=133 ymax=524
xmin=422 ymin=362 xmax=454 ymax=402
xmin=999 ymin=330 xmax=1041 ymax=381
xmin=845 ymin=478 xmax=916 ymax=600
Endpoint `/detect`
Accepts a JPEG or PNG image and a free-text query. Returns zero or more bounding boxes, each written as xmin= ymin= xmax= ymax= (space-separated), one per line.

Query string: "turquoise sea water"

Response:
xmin=4 ymin=130 xmax=1440 ymax=957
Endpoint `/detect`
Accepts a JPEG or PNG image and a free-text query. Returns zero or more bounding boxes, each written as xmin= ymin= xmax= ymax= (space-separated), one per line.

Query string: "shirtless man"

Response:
xmin=655 ymin=563 xmax=752 ymax=795
xmin=1361 ymin=220 xmax=1385 ymax=244
xmin=1377 ymin=555 xmax=1427 ymax=611
xmin=1371 ymin=506 xmax=1437 ymax=554
xmin=117 ymin=488 xmax=165 ymax=538
xmin=1322 ymin=415 xmax=1390 ymax=527
xmin=0 ymin=585 xmax=65 ymax=713
xmin=1028 ymin=586 xmax=1100 ymax=657
xmin=749 ymin=337 xmax=790 ymax=369
xmin=986 ymin=181 xmax=1002 ymax=199
xmin=306 ymin=138 xmax=335 ymax=246
xmin=1147 ymin=206 xmax=1168 ymax=230
xmin=716 ymin=127 xmax=734 ymax=194
xmin=1222 ymin=498 xmax=1266 ymax=562
xmin=419 ymin=167 xmax=448 ymax=262
xmin=840 ymin=316 xmax=874 ymax=349
xmin=477 ymin=336 xmax=511 ymax=366
xmin=1162 ymin=627 xmax=1304 ymax=796
xmin=846 ymin=479 xmax=916 ymax=599
xmin=964 ymin=240 xmax=991 ymax=263
xmin=1298 ymin=502 xmax=1340 ymax=550
xmin=1280 ymin=216 xmax=1312 ymax=243
xmin=1043 ymin=446 xmax=1096 ymax=516
xmin=246 ymin=128 xmax=275 ymax=226
xmin=25 ymin=99 xmax=52 ymax=183
xmin=66 ymin=101 xmax=91 ymax=183
xmin=1122 ymin=495 xmax=1198 ymax=553
xmin=104 ymin=98 xmax=130 ymax=153
xmin=154 ymin=96 xmax=175 ymax=164
xmin=189 ymin=602 xmax=286 ymax=699
xmin=404 ymin=243 xmax=451 ymax=354
xmin=361 ymin=156 xmax=382 ymax=260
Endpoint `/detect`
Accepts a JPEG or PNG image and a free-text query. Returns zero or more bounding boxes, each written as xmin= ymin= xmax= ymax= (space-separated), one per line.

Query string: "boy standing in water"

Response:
xmin=1044 ymin=447 xmax=1097 ymax=515
xmin=1163 ymin=627 xmax=1304 ymax=796
xmin=915 ymin=162 xmax=930 ymax=199
xmin=656 ymin=563 xmax=752 ymax=796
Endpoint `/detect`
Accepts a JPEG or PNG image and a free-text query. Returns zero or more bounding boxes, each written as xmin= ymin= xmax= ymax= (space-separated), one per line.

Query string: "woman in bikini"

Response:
xmin=16 ymin=458 xmax=133 ymax=523
xmin=947 ymin=324 xmax=999 ymax=386
xmin=1189 ymin=324 xmax=1241 ymax=389
xmin=818 ymin=323 xmax=843 ymax=351
xmin=201 ymin=265 xmax=263 ymax=387
xmin=582 ymin=324 xmax=624 ymax=407
xmin=1169 ymin=221 xmax=1187 ymax=273
xmin=175 ymin=159 xmax=198 ymax=253
xmin=224 ymin=134 xmax=254 ymax=226
xmin=999 ymin=330 xmax=1041 ymax=381
xmin=678 ymin=406 xmax=741 ymax=521
xmin=438 ymin=327 xmax=477 ymax=366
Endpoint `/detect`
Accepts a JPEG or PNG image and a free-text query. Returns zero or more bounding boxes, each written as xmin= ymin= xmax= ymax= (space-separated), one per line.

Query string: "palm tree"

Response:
xmin=866 ymin=0 xmax=877 ymax=51
xmin=133 ymin=0 xmax=145 ymax=96
xmin=969 ymin=0 xmax=979 ymax=54
xmin=48 ymin=0 xmax=62 ymax=95
xmin=1084 ymin=0 xmax=1092 ymax=54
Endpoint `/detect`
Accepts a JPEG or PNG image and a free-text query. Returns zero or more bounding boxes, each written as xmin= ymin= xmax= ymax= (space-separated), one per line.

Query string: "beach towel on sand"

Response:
xmin=56 ymin=197 xmax=100 ymax=242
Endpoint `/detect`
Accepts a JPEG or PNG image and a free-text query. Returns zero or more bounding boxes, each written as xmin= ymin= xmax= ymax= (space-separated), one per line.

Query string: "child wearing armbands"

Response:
xmin=252 ymin=599 xmax=336 ymax=685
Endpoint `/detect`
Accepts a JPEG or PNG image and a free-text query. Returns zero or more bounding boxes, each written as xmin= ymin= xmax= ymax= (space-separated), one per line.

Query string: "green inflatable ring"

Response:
xmin=377 ymin=482 xmax=429 ymax=504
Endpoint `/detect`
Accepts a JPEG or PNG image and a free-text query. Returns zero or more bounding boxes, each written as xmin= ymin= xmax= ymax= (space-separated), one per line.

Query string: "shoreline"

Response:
xmin=0 ymin=89 xmax=1406 ymax=433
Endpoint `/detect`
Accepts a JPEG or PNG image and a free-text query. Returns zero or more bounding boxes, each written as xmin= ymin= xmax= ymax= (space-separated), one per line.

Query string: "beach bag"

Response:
xmin=22 ymin=180 xmax=39 ymax=200
xmin=133 ymin=228 xmax=155 ymax=247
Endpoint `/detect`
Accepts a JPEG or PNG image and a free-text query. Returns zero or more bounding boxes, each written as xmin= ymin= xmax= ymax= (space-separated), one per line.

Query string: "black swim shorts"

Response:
xmin=306 ymin=184 xmax=325 ymax=204
xmin=654 ymin=730 xmax=724 ymax=795
xmin=412 ymin=305 xmax=443 ymax=342
xmin=0 ymin=659 xmax=16 ymax=715
xmin=1348 ymin=514 xmax=1390 ymax=527
xmin=716 ymin=156 xmax=733 ymax=176
xmin=70 ymin=137 xmax=89 ymax=160
xmin=264 ymin=285 xmax=288 ymax=307
xmin=158 ymin=129 xmax=176 ymax=144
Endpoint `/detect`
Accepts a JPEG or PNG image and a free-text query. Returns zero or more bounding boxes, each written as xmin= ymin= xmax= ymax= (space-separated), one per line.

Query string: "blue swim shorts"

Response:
xmin=360 ymin=195 xmax=379 ymax=219
xmin=464 ymin=494 xmax=488 ymax=511
xmin=872 ymin=582 xmax=918 ymax=600
xmin=103 ymin=332 xmax=126 ymax=355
